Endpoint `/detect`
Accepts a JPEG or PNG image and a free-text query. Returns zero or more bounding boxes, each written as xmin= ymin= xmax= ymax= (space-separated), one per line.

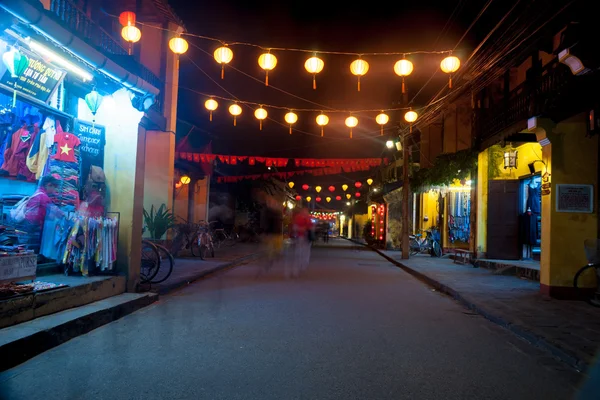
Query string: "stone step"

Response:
xmin=0 ymin=292 xmax=158 ymax=371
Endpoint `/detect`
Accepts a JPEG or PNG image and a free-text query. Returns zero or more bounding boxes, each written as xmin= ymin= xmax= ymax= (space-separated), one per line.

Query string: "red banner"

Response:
xmin=216 ymin=164 xmax=375 ymax=183
xmin=175 ymin=153 xmax=386 ymax=168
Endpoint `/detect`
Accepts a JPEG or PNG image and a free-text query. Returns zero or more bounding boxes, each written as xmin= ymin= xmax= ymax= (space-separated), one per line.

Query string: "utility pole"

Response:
xmin=401 ymin=91 xmax=410 ymax=259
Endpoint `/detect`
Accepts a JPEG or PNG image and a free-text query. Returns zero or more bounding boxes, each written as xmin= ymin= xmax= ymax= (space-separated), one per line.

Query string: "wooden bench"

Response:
xmin=453 ymin=249 xmax=472 ymax=265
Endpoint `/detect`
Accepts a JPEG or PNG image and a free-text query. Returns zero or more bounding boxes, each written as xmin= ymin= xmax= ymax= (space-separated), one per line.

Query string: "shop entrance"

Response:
xmin=487 ymin=180 xmax=520 ymax=259
xmin=519 ymin=174 xmax=542 ymax=260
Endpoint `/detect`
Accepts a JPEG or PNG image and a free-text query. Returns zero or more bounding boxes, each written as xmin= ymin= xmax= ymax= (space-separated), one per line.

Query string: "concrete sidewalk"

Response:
xmin=362 ymin=244 xmax=600 ymax=373
xmin=142 ymin=243 xmax=264 ymax=294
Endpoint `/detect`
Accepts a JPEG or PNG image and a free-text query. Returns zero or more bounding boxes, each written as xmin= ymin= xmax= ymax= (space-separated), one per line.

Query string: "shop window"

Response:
xmin=519 ymin=175 xmax=542 ymax=260
xmin=447 ymin=190 xmax=471 ymax=246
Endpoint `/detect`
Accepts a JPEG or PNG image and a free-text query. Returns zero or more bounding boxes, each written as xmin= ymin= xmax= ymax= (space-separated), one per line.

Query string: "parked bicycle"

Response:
xmin=140 ymin=240 xmax=175 ymax=284
xmin=573 ymin=239 xmax=600 ymax=307
xmin=210 ymin=221 xmax=239 ymax=248
xmin=409 ymin=229 xmax=442 ymax=257
xmin=197 ymin=221 xmax=215 ymax=259
xmin=170 ymin=220 xmax=202 ymax=258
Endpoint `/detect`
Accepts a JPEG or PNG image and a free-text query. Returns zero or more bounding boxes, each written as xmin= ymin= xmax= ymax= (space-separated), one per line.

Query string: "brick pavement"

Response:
xmin=375 ymin=249 xmax=600 ymax=372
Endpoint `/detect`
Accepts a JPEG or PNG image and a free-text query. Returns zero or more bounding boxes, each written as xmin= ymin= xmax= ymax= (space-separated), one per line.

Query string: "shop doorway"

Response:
xmin=519 ymin=174 xmax=542 ymax=260
xmin=487 ymin=180 xmax=520 ymax=259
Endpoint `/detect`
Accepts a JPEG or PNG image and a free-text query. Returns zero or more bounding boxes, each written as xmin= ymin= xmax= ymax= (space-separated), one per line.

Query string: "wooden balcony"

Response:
xmin=476 ymin=60 xmax=573 ymax=143
xmin=46 ymin=0 xmax=164 ymax=111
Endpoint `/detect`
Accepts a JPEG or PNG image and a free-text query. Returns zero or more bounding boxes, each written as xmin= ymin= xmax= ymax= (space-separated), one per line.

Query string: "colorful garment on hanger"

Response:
xmin=1 ymin=126 xmax=24 ymax=175
xmin=27 ymin=117 xmax=56 ymax=179
xmin=15 ymin=123 xmax=38 ymax=180
xmin=53 ymin=131 xmax=80 ymax=163
xmin=44 ymin=121 xmax=81 ymax=208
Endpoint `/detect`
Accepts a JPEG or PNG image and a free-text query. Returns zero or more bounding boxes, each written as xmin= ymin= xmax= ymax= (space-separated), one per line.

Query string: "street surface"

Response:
xmin=0 ymin=240 xmax=582 ymax=399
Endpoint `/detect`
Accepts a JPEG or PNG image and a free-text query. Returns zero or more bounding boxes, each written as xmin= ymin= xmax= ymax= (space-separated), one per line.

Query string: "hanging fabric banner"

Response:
xmin=216 ymin=164 xmax=374 ymax=183
xmin=175 ymin=153 xmax=387 ymax=167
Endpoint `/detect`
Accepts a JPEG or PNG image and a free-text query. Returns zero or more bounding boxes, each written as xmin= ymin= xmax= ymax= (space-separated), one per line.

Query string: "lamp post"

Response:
xmin=401 ymin=127 xmax=410 ymax=259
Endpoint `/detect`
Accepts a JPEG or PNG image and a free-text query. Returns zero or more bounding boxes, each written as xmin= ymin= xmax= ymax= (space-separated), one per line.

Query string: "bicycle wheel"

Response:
xmin=409 ymin=238 xmax=420 ymax=256
xmin=574 ymin=264 xmax=600 ymax=306
xmin=149 ymin=243 xmax=175 ymax=284
xmin=140 ymin=240 xmax=160 ymax=283
xmin=430 ymin=240 xmax=442 ymax=257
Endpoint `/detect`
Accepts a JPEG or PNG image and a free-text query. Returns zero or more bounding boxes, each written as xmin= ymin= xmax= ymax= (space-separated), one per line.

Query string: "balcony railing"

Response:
xmin=46 ymin=0 xmax=164 ymax=111
xmin=476 ymin=60 xmax=572 ymax=142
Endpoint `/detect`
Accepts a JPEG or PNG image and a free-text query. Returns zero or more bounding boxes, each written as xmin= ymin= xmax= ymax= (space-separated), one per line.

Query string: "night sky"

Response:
xmin=168 ymin=1 xmax=504 ymax=161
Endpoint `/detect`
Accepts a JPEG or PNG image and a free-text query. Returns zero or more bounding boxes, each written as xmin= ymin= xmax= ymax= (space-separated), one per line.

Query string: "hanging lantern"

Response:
xmin=229 ymin=103 xmax=242 ymax=126
xmin=214 ymin=46 xmax=234 ymax=79
xmin=503 ymin=149 xmax=518 ymax=170
xmin=393 ymin=59 xmax=413 ymax=93
xmin=254 ymin=107 xmax=268 ymax=130
xmin=84 ymin=88 xmax=103 ymax=125
xmin=119 ymin=11 xmax=136 ymax=26
xmin=367 ymin=178 xmax=373 ymax=186
xmin=316 ymin=197 xmax=322 ymax=202
xmin=336 ymin=195 xmax=342 ymax=201
xmin=375 ymin=112 xmax=389 ymax=136
xmin=440 ymin=55 xmax=460 ymax=88
xmin=328 ymin=186 xmax=335 ymax=192
xmin=295 ymin=195 xmax=302 ymax=201
xmin=306 ymin=196 xmax=312 ymax=202
xmin=346 ymin=194 xmax=351 ymax=200
xmin=316 ymin=113 xmax=329 ymax=137
xmin=175 ymin=181 xmax=183 ymax=189
xmin=355 ymin=192 xmax=361 ymax=198
xmin=284 ymin=111 xmax=298 ymax=135
xmin=121 ymin=26 xmax=141 ymax=43
xmin=350 ymin=58 xmax=369 ymax=91
xmin=304 ymin=55 xmax=324 ymax=89
xmin=180 ymin=175 xmax=191 ymax=185
xmin=315 ymin=186 xmax=322 ymax=193
xmin=2 ymin=47 xmax=29 ymax=107
xmin=345 ymin=115 xmax=358 ymax=139
xmin=355 ymin=181 xmax=362 ymax=188
xmin=204 ymin=98 xmax=218 ymax=121
xmin=258 ymin=51 xmax=277 ymax=86
xmin=169 ymin=37 xmax=189 ymax=55
xmin=326 ymin=197 xmax=331 ymax=203
xmin=404 ymin=110 xmax=418 ymax=133
xmin=288 ymin=182 xmax=295 ymax=189
xmin=302 ymin=184 xmax=309 ymax=191
xmin=342 ymin=184 xmax=348 ymax=191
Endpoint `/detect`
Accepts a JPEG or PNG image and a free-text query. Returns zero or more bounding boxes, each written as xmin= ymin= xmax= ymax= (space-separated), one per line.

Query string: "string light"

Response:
xmin=315 ymin=186 xmax=322 ymax=193
xmin=214 ymin=45 xmax=233 ymax=79
xmin=342 ymin=184 xmax=348 ymax=191
xmin=204 ymin=98 xmax=218 ymax=121
xmin=254 ymin=106 xmax=268 ymax=130
xmin=288 ymin=182 xmax=295 ymax=189
xmin=375 ymin=112 xmax=389 ymax=136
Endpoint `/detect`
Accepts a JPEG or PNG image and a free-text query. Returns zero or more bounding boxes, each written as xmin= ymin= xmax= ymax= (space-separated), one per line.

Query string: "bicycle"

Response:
xmin=210 ymin=221 xmax=239 ymax=248
xmin=170 ymin=220 xmax=202 ymax=258
xmin=409 ymin=229 xmax=442 ymax=257
xmin=148 ymin=242 xmax=175 ymax=283
xmin=197 ymin=221 xmax=215 ymax=259
xmin=140 ymin=240 xmax=161 ymax=283
xmin=573 ymin=239 xmax=600 ymax=307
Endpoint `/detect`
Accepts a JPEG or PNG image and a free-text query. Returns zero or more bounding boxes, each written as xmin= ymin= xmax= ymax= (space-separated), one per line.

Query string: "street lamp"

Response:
xmin=386 ymin=140 xmax=394 ymax=149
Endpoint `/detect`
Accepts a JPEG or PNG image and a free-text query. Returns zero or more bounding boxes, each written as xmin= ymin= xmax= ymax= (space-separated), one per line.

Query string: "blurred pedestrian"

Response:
xmin=256 ymin=193 xmax=283 ymax=277
xmin=287 ymin=206 xmax=313 ymax=278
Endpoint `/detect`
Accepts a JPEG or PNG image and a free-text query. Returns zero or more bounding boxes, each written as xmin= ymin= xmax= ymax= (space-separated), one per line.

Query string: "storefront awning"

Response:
xmin=0 ymin=0 xmax=159 ymax=97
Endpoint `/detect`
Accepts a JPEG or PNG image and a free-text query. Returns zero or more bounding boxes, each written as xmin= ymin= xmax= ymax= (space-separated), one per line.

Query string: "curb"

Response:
xmin=347 ymin=238 xmax=587 ymax=373
xmin=156 ymin=252 xmax=264 ymax=295
xmin=1 ymin=293 xmax=158 ymax=372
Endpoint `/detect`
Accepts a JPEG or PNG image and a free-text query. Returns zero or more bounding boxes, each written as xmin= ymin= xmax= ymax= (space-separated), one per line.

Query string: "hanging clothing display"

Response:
xmin=43 ymin=121 xmax=81 ymax=208
xmin=27 ymin=116 xmax=56 ymax=179
xmin=527 ymin=184 xmax=541 ymax=214
xmin=1 ymin=115 xmax=40 ymax=180
xmin=0 ymin=108 xmax=15 ymax=168
xmin=448 ymin=191 xmax=471 ymax=243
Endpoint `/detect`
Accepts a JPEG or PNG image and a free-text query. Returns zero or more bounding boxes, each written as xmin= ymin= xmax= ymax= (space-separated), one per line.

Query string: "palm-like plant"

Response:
xmin=143 ymin=204 xmax=176 ymax=240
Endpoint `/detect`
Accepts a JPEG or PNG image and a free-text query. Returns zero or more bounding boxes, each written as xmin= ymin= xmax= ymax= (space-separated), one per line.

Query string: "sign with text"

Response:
xmin=74 ymin=119 xmax=105 ymax=183
xmin=0 ymin=255 xmax=36 ymax=284
xmin=556 ymin=184 xmax=594 ymax=213
xmin=0 ymin=57 xmax=65 ymax=102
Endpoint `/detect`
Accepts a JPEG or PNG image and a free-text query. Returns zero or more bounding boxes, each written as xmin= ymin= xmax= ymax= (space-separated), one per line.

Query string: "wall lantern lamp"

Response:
xmin=503 ymin=149 xmax=518 ymax=170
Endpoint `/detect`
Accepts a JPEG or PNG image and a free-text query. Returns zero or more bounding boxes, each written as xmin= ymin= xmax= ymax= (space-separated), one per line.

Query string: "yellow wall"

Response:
xmin=420 ymin=192 xmax=438 ymax=232
xmin=488 ymin=142 xmax=543 ymax=181
xmin=144 ymin=131 xmax=176 ymax=220
xmin=539 ymin=114 xmax=598 ymax=289
xmin=476 ymin=151 xmax=489 ymax=256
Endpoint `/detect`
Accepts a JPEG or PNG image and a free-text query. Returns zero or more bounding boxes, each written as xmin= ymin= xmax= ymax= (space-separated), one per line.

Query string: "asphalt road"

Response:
xmin=0 ymin=240 xmax=584 ymax=400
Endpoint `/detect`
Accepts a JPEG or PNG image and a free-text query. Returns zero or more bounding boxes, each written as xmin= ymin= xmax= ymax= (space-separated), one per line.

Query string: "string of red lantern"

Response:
xmin=217 ymin=165 xmax=374 ymax=183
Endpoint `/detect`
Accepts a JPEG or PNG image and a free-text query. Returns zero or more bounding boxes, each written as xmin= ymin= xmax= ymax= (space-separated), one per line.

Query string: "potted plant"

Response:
xmin=143 ymin=204 xmax=176 ymax=244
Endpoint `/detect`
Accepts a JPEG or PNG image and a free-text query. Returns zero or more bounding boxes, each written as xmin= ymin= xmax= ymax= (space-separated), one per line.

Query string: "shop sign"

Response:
xmin=0 ymin=57 xmax=65 ymax=103
xmin=74 ymin=119 xmax=105 ymax=180
xmin=0 ymin=255 xmax=36 ymax=284
xmin=541 ymin=172 xmax=551 ymax=196
xmin=556 ymin=184 xmax=594 ymax=213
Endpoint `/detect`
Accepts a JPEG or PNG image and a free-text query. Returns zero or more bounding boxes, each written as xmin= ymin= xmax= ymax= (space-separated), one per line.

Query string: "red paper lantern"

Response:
xmin=316 ymin=197 xmax=322 ymax=202
xmin=335 ymin=196 xmax=342 ymax=201
xmin=355 ymin=192 xmax=361 ymax=197
xmin=302 ymin=184 xmax=309 ymax=190
xmin=119 ymin=11 xmax=136 ymax=26
xmin=328 ymin=186 xmax=335 ymax=192
xmin=355 ymin=181 xmax=362 ymax=188
xmin=295 ymin=195 xmax=301 ymax=201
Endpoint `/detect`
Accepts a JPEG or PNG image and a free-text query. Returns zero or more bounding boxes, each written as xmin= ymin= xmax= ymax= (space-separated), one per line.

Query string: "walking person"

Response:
xmin=257 ymin=193 xmax=283 ymax=277
xmin=287 ymin=206 xmax=313 ymax=277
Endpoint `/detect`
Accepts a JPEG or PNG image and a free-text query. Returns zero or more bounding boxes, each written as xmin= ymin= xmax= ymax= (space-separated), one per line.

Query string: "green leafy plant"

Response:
xmin=143 ymin=204 xmax=176 ymax=240
xmin=410 ymin=148 xmax=478 ymax=192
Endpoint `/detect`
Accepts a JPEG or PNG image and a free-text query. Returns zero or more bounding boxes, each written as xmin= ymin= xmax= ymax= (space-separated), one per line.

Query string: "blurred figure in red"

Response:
xmin=287 ymin=206 xmax=314 ymax=278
